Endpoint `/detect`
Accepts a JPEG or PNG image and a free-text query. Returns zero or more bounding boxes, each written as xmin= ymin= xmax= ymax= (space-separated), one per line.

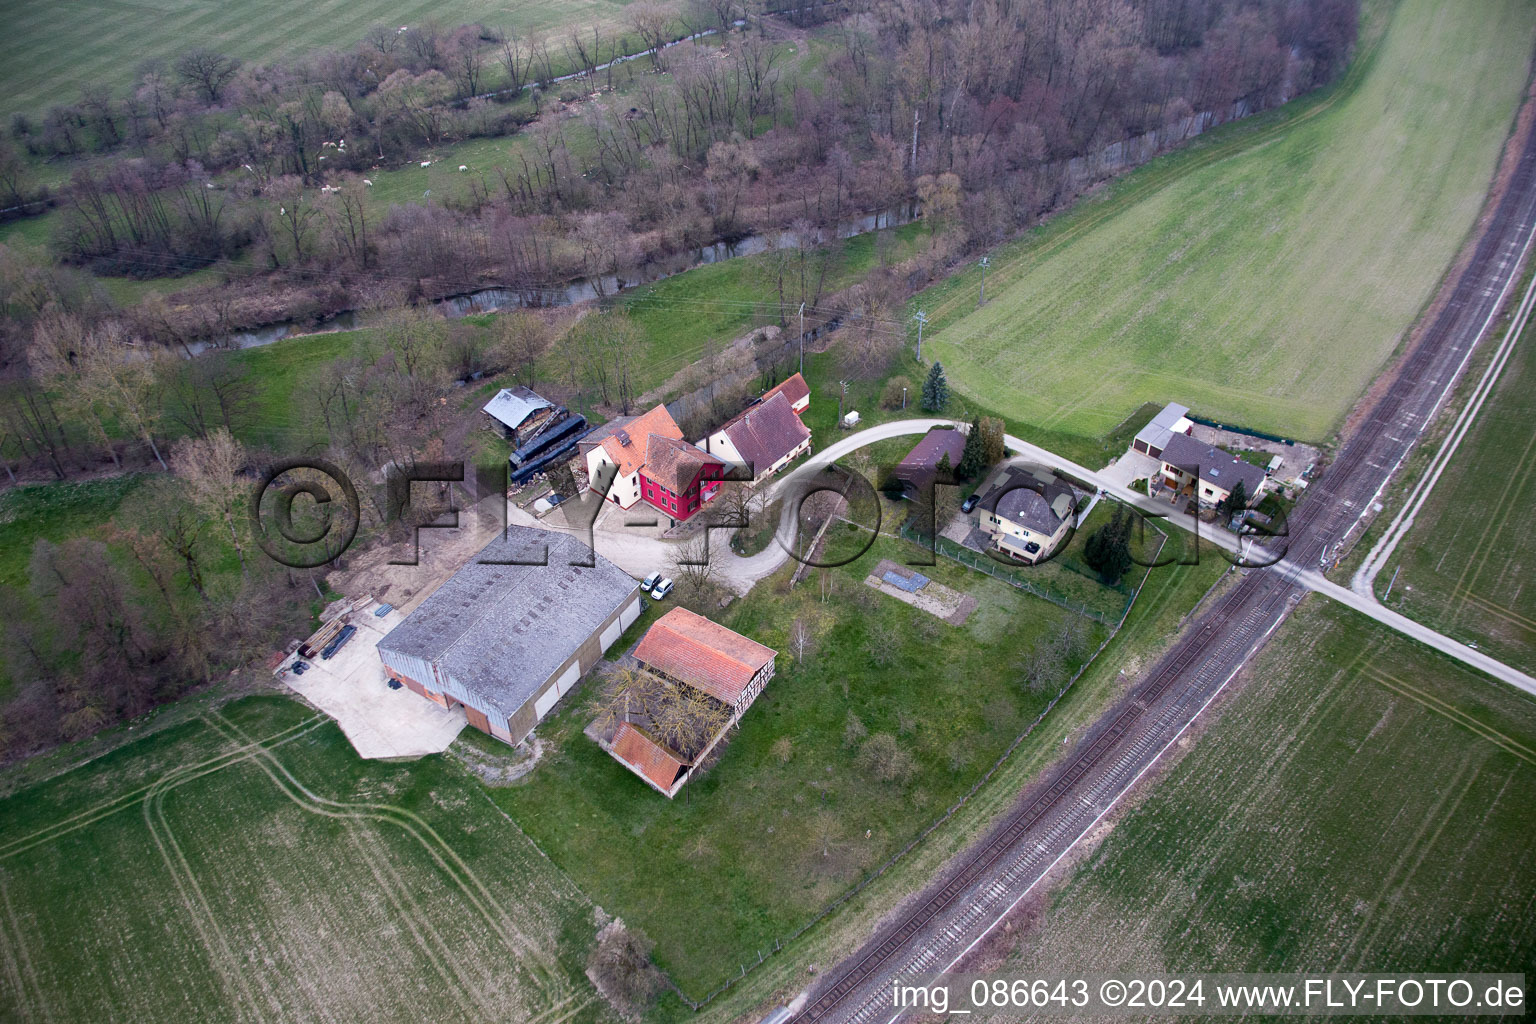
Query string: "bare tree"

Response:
xmin=170 ymin=428 xmax=249 ymax=577
xmin=788 ymin=616 xmax=816 ymax=666
xmin=174 ymin=49 xmax=241 ymax=103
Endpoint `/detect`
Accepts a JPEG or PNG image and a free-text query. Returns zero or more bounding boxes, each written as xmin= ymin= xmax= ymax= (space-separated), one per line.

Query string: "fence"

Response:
xmin=665 ymin=527 xmax=1169 ymax=1011
xmin=898 ymin=523 xmax=1126 ymax=625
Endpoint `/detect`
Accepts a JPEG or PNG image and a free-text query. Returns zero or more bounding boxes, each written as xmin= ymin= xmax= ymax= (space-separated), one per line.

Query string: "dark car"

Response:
xmin=291 ymin=661 xmax=309 ymax=675
xmin=320 ymin=624 xmax=357 ymax=660
xmin=961 ymin=494 xmax=980 ymax=513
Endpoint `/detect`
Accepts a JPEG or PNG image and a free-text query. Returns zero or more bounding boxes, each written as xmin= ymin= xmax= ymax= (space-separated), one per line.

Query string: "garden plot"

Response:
xmin=864 ymin=558 xmax=978 ymax=626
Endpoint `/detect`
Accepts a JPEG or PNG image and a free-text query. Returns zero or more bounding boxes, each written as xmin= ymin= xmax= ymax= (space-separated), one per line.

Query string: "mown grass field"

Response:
xmin=0 ymin=696 xmax=603 ymax=1023
xmin=922 ymin=0 xmax=1536 ymax=443
xmin=1002 ymin=598 xmax=1536 ymax=980
xmin=1377 ymin=313 xmax=1536 ymax=675
xmin=0 ymin=0 xmax=639 ymax=122
xmin=494 ymin=535 xmax=1113 ymax=997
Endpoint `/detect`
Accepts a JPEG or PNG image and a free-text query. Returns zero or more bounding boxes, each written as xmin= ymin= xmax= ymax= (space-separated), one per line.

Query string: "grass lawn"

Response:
xmin=1376 ymin=309 xmax=1536 ymax=675
xmin=1002 ymin=597 xmax=1536 ymax=976
xmin=493 ymin=535 xmax=1108 ymax=997
xmin=0 ymin=695 xmax=603 ymax=1023
xmin=0 ymin=0 xmax=641 ymax=122
xmin=0 ymin=475 xmax=147 ymax=588
xmin=920 ymin=0 xmax=1536 ymax=443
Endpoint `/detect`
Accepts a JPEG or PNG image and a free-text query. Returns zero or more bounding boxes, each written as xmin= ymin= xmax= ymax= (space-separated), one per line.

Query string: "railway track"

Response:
xmin=793 ymin=79 xmax=1536 ymax=1024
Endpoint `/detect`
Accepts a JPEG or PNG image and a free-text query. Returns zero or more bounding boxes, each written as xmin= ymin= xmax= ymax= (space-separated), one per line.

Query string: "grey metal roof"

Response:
xmin=1134 ymin=401 xmax=1190 ymax=451
xmin=378 ymin=526 xmax=637 ymax=719
xmin=482 ymin=386 xmax=553 ymax=430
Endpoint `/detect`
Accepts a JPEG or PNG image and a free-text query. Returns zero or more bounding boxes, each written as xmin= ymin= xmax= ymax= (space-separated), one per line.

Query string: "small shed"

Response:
xmin=483 ymin=386 xmax=560 ymax=444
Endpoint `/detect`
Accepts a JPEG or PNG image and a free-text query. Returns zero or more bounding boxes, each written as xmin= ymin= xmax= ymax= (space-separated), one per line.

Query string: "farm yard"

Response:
xmin=995 ymin=599 xmax=1536 ymax=981
xmin=492 ymin=536 xmax=1117 ymax=998
xmin=0 ymin=696 xmax=601 ymax=1024
xmin=0 ymin=0 xmax=638 ymax=123
xmin=920 ymin=0 xmax=1536 ymax=443
xmin=1376 ymin=312 xmax=1536 ymax=675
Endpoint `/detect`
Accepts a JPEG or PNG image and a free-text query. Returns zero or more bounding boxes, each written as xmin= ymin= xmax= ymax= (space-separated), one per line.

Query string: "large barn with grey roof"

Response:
xmin=377 ymin=525 xmax=642 ymax=745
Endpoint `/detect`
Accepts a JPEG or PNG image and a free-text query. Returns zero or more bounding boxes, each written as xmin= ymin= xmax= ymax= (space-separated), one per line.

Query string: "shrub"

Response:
xmin=858 ymin=732 xmax=917 ymax=784
xmin=880 ymin=375 xmax=913 ymax=409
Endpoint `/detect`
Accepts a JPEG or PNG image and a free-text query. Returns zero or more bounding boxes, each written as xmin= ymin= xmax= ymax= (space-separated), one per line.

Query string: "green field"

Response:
xmin=999 ymin=598 xmax=1536 ymax=977
xmin=0 ymin=0 xmax=638 ymax=122
xmin=1377 ymin=313 xmax=1536 ymax=675
xmin=922 ymin=0 xmax=1536 ymax=442
xmin=0 ymin=696 xmax=603 ymax=1023
xmin=494 ymin=536 xmax=1112 ymax=997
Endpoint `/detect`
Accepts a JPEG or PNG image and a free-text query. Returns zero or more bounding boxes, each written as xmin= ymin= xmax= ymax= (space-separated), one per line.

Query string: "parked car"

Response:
xmin=321 ymin=624 xmax=357 ymax=660
xmin=649 ymin=577 xmax=674 ymax=601
xmin=960 ymin=494 xmax=980 ymax=513
xmin=291 ymin=661 xmax=309 ymax=675
xmin=641 ymin=572 xmax=662 ymax=592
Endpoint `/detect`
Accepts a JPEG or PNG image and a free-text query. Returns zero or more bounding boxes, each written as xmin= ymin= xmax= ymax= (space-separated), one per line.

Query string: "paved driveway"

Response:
xmin=281 ymin=602 xmax=466 ymax=758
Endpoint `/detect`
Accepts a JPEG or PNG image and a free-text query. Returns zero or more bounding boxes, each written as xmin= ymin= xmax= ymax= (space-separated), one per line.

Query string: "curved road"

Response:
xmin=789 ymin=58 xmax=1536 ymax=1024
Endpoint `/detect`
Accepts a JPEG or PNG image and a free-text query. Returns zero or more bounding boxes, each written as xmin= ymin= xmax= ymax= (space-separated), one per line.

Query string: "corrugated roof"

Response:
xmin=716 ymin=391 xmax=810 ymax=475
xmin=482 ymin=386 xmax=553 ymax=430
xmin=609 ymin=722 xmax=688 ymax=793
xmin=600 ymin=404 xmax=682 ymax=478
xmin=633 ymin=607 xmax=775 ymax=706
xmin=377 ymin=526 xmax=637 ymax=719
xmin=1159 ymin=433 xmax=1267 ymax=496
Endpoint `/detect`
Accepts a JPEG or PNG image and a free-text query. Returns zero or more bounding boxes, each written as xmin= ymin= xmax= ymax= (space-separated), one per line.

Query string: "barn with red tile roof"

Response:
xmin=762 ymin=372 xmax=810 ymax=414
xmin=702 ymin=390 xmax=812 ymax=482
xmin=632 ymin=607 xmax=776 ymax=718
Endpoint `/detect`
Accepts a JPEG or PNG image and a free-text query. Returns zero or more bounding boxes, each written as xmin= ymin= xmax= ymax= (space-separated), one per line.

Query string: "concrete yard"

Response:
xmin=281 ymin=602 xmax=466 ymax=759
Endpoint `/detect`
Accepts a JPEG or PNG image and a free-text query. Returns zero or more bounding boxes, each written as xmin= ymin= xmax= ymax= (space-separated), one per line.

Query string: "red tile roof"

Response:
xmin=643 ymin=435 xmax=721 ymax=494
xmin=715 ymin=391 xmax=810 ymax=475
xmin=610 ymin=722 xmax=687 ymax=793
xmin=763 ymin=372 xmax=810 ymax=410
xmin=633 ymin=607 xmax=776 ymax=706
xmin=600 ymin=404 xmax=682 ymax=478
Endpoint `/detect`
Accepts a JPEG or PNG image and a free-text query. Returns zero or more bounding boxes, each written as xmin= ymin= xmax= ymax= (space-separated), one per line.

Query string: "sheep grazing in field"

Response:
xmin=363 ymin=179 xmax=373 ymax=186
xmin=398 ymin=25 xmax=407 ymax=32
xmin=458 ymin=165 xmax=468 ymax=172
xmin=420 ymin=160 xmax=431 ymax=167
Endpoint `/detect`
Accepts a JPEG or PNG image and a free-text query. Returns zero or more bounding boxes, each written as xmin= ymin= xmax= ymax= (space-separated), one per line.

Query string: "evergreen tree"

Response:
xmin=979 ymin=416 xmax=1006 ymax=466
xmin=921 ymin=361 xmax=949 ymax=411
xmin=1084 ymin=506 xmax=1133 ymax=585
xmin=1217 ymin=479 xmax=1249 ymax=517
xmin=957 ymin=417 xmax=986 ymax=479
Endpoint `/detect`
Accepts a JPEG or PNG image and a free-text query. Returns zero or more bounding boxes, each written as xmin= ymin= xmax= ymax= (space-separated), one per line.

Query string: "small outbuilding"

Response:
xmin=892 ymin=427 xmax=966 ymax=494
xmin=483 ymin=386 xmax=562 ymax=444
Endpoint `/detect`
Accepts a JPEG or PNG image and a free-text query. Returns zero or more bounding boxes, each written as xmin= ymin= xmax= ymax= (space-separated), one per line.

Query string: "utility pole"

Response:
xmin=910 ymin=109 xmax=920 ymax=171
xmin=798 ymin=302 xmax=806 ymax=374
xmin=838 ymin=379 xmax=850 ymax=424
xmin=978 ymin=255 xmax=990 ymax=306
xmin=912 ymin=308 xmax=929 ymax=363
xmin=902 ymin=386 xmax=907 ymax=409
